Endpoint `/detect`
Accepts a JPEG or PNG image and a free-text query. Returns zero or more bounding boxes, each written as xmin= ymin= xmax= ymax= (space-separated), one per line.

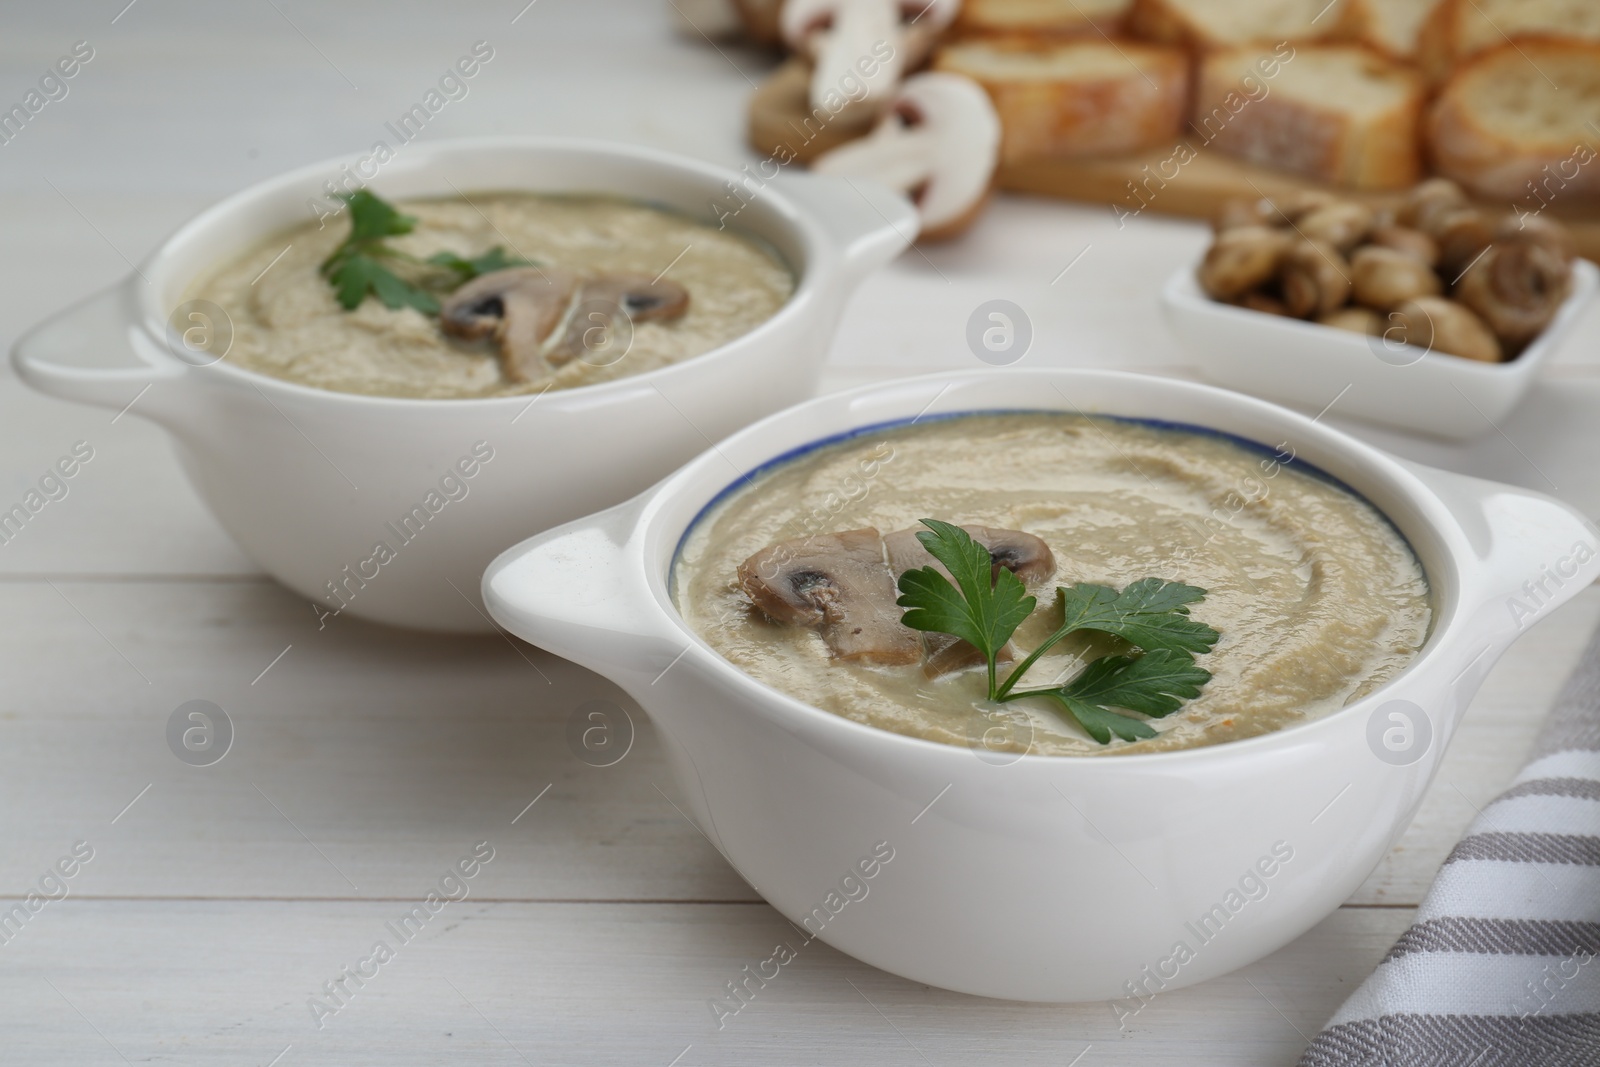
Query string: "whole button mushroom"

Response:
xmin=1280 ymin=239 xmax=1351 ymax=319
xmin=1395 ymin=178 xmax=1471 ymax=233
xmin=1430 ymin=208 xmax=1495 ymax=278
xmin=1389 ymin=297 xmax=1502 ymax=363
xmin=1296 ymin=202 xmax=1376 ymax=252
xmin=1496 ymin=213 xmax=1577 ymax=266
xmin=1455 ymin=240 xmax=1572 ymax=351
xmin=1197 ymin=225 xmax=1292 ymax=301
xmin=780 ymin=0 xmax=960 ymax=122
xmin=1350 ymin=246 xmax=1441 ymax=310
xmin=812 ymin=72 xmax=1002 ymax=240
xmin=1368 ymin=225 xmax=1439 ymax=268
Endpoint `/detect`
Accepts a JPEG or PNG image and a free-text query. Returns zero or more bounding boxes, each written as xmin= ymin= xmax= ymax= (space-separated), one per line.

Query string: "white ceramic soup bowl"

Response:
xmin=484 ymin=368 xmax=1600 ymax=1002
xmin=11 ymin=136 xmax=914 ymax=631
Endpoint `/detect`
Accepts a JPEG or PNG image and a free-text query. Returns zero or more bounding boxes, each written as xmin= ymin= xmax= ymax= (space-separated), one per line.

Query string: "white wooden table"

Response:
xmin=4 ymin=3 xmax=1599 ymax=1063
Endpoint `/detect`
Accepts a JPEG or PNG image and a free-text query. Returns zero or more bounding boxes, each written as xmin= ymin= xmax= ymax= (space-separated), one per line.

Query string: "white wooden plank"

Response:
xmin=2 ymin=578 xmax=1594 ymax=908
xmin=0 ymin=898 xmax=1412 ymax=1066
xmin=0 ymin=579 xmax=752 ymax=903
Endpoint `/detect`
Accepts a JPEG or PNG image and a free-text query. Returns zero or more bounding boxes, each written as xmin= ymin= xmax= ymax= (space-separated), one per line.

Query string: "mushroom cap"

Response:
xmin=1428 ymin=208 xmax=1494 ymax=277
xmin=1350 ymin=245 xmax=1442 ymax=311
xmin=1295 ymin=202 xmax=1376 ymax=252
xmin=1368 ymin=225 xmax=1439 ymax=268
xmin=1391 ymin=296 xmax=1502 ymax=363
xmin=1197 ymin=225 xmax=1291 ymax=301
xmin=1495 ymin=213 xmax=1578 ymax=266
xmin=1280 ymin=239 xmax=1351 ymax=319
xmin=812 ymin=72 xmax=1001 ymax=239
xmin=737 ymin=528 xmax=919 ymax=665
xmin=1455 ymin=241 xmax=1571 ymax=349
xmin=1395 ymin=178 xmax=1470 ymax=232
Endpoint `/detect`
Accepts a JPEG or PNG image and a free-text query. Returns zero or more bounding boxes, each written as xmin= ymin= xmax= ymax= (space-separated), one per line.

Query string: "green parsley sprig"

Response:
xmin=894 ymin=520 xmax=1220 ymax=745
xmin=318 ymin=190 xmax=530 ymax=314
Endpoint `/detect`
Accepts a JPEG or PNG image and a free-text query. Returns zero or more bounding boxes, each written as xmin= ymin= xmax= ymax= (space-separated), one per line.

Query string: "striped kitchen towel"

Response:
xmin=1299 ymin=625 xmax=1600 ymax=1067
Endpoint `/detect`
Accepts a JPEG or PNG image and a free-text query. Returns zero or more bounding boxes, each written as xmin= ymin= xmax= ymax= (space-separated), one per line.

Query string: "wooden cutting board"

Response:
xmin=748 ymin=60 xmax=1600 ymax=258
xmin=998 ymin=150 xmax=1600 ymax=259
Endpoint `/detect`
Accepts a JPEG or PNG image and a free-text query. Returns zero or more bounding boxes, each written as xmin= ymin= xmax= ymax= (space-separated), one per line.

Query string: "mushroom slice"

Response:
xmin=738 ymin=529 xmax=919 ymax=665
xmin=811 ymin=72 xmax=1002 ymax=241
xmin=781 ymin=0 xmax=960 ymax=120
xmin=885 ymin=525 xmax=1056 ymax=677
xmin=439 ymin=267 xmax=577 ymax=383
xmin=544 ymin=273 xmax=691 ymax=367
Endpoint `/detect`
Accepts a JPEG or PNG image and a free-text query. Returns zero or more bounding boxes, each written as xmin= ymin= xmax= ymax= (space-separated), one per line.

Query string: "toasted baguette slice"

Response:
xmin=1417 ymin=0 xmax=1600 ymax=83
xmin=1350 ymin=0 xmax=1440 ymax=60
xmin=1193 ymin=44 xmax=1422 ymax=189
xmin=952 ymin=0 xmax=1130 ymax=38
xmin=933 ymin=37 xmax=1188 ymax=163
xmin=1128 ymin=0 xmax=1357 ymax=49
xmin=1427 ymin=39 xmax=1600 ymax=201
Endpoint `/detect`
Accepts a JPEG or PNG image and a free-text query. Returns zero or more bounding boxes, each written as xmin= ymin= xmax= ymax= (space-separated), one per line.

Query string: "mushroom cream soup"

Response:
xmin=191 ymin=194 xmax=794 ymax=399
xmin=673 ymin=413 xmax=1432 ymax=756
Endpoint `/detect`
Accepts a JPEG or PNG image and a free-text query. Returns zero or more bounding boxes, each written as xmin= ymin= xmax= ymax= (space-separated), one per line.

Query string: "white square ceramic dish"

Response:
xmin=1160 ymin=258 xmax=1598 ymax=441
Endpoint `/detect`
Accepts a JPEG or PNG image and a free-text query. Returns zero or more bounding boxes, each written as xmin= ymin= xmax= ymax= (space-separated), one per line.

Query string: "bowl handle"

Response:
xmin=1406 ymin=460 xmax=1600 ymax=682
xmin=775 ymin=172 xmax=916 ymax=286
xmin=12 ymin=282 xmax=186 ymax=414
xmin=482 ymin=496 xmax=684 ymax=688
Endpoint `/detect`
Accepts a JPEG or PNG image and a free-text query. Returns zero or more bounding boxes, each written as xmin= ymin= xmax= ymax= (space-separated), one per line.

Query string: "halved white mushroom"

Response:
xmin=738 ymin=528 xmax=919 ymax=665
xmin=544 ymin=273 xmax=690 ymax=367
xmin=439 ymin=267 xmax=577 ymax=383
xmin=781 ymin=0 xmax=960 ymax=121
xmin=811 ymin=72 xmax=1001 ymax=240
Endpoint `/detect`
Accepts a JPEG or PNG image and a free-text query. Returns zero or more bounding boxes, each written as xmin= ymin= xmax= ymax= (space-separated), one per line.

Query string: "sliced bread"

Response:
xmin=1128 ymin=0 xmax=1358 ymax=49
xmin=1418 ymin=0 xmax=1600 ymax=83
xmin=1350 ymin=0 xmax=1441 ymax=60
xmin=933 ymin=37 xmax=1188 ymax=163
xmin=952 ymin=0 xmax=1130 ymax=38
xmin=1193 ymin=44 xmax=1422 ymax=188
xmin=1427 ymin=39 xmax=1600 ymax=201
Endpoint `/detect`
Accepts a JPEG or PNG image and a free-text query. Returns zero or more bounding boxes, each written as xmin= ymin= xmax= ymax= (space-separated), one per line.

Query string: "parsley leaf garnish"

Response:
xmin=893 ymin=520 xmax=1220 ymax=746
xmin=1033 ymin=649 xmax=1215 ymax=744
xmin=318 ymin=189 xmax=530 ymax=313
xmin=427 ymin=246 xmax=528 ymax=281
xmin=896 ymin=519 xmax=1036 ymax=698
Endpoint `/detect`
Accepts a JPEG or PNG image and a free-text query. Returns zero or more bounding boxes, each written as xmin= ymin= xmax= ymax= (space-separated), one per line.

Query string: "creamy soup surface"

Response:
xmin=191 ymin=194 xmax=794 ymax=399
xmin=673 ymin=413 xmax=1432 ymax=756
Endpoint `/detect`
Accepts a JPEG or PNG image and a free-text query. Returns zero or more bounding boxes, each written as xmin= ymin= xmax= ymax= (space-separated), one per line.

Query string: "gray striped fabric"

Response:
xmin=1299 ymin=625 xmax=1600 ymax=1067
